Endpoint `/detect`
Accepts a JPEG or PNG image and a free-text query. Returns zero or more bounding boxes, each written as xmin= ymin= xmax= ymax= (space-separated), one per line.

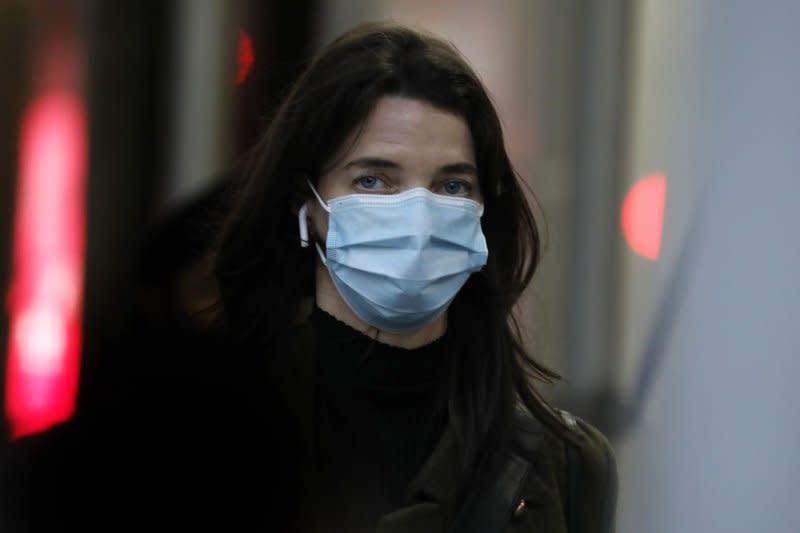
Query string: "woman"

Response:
xmin=214 ymin=21 xmax=617 ymax=533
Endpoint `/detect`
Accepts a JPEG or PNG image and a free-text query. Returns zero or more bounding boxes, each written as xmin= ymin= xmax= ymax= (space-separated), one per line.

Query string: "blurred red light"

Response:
xmin=236 ymin=30 xmax=254 ymax=86
xmin=5 ymin=90 xmax=87 ymax=438
xmin=622 ymin=172 xmax=666 ymax=261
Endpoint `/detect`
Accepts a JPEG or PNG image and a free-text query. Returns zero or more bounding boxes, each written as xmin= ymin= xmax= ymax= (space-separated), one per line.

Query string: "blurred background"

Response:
xmin=2 ymin=0 xmax=799 ymax=531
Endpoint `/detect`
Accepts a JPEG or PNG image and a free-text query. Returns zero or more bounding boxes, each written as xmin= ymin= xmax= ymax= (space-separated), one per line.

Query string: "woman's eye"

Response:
xmin=441 ymin=180 xmax=471 ymax=195
xmin=354 ymin=175 xmax=386 ymax=190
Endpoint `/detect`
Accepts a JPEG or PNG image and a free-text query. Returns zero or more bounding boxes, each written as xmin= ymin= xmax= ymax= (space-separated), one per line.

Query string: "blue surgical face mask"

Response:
xmin=298 ymin=181 xmax=489 ymax=334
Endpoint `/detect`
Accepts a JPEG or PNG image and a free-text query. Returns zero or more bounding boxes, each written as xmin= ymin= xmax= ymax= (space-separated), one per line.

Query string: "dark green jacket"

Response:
xmin=368 ymin=407 xmax=617 ymax=533
xmin=272 ymin=320 xmax=618 ymax=533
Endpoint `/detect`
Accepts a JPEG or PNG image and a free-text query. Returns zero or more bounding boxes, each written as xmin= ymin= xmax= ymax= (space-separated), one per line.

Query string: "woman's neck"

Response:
xmin=314 ymin=263 xmax=446 ymax=349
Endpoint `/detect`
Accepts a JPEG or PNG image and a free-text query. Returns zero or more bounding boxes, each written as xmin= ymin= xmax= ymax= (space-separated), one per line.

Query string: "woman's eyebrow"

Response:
xmin=438 ymin=162 xmax=478 ymax=176
xmin=343 ymin=157 xmax=477 ymax=176
xmin=343 ymin=157 xmax=400 ymax=170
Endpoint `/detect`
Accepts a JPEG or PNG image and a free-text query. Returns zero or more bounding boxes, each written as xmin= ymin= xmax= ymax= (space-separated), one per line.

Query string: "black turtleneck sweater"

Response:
xmin=309 ymin=306 xmax=448 ymax=531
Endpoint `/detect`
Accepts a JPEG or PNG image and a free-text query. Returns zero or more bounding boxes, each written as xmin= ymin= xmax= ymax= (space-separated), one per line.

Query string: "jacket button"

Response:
xmin=513 ymin=498 xmax=527 ymax=519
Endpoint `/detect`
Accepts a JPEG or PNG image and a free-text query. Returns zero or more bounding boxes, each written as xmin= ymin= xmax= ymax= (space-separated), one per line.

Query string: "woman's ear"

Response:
xmin=290 ymin=193 xmax=306 ymax=217
xmin=289 ymin=174 xmax=310 ymax=216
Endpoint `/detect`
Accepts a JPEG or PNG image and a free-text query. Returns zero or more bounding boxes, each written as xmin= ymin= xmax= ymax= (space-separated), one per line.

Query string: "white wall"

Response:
xmin=617 ymin=1 xmax=800 ymax=531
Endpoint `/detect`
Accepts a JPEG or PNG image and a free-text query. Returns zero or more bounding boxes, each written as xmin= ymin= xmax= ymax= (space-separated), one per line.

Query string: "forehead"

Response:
xmin=335 ymin=96 xmax=475 ymax=166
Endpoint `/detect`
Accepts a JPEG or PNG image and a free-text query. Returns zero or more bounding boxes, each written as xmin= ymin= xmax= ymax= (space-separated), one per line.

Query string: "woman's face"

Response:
xmin=307 ymin=95 xmax=482 ymax=344
xmin=309 ymin=96 xmax=481 ymax=238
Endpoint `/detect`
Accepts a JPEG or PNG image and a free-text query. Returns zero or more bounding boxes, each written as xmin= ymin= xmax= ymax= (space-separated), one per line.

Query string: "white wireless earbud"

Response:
xmin=298 ymin=203 xmax=310 ymax=248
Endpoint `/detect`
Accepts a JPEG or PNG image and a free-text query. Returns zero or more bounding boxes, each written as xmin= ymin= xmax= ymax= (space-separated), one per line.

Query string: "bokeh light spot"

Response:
xmin=236 ymin=30 xmax=254 ymax=86
xmin=622 ymin=172 xmax=666 ymax=261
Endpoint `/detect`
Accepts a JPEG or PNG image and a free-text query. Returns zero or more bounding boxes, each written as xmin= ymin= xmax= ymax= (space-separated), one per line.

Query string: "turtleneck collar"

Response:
xmin=311 ymin=305 xmax=446 ymax=393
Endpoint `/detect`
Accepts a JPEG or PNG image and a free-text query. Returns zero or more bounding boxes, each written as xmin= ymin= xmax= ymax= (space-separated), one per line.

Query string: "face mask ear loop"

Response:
xmin=302 ymin=179 xmax=330 ymax=264
xmin=306 ymin=179 xmax=331 ymax=213
xmin=313 ymin=241 xmax=327 ymax=265
xmin=298 ymin=202 xmax=328 ymax=264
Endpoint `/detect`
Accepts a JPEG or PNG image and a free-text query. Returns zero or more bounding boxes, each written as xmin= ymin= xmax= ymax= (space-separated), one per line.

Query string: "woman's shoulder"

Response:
xmin=553 ymin=409 xmax=616 ymax=487
xmin=512 ymin=407 xmax=618 ymax=532
xmin=555 ymin=409 xmax=617 ymax=530
xmin=514 ymin=405 xmax=616 ymax=471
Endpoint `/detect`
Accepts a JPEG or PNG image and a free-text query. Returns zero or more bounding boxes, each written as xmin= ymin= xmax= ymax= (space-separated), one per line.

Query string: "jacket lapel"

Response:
xmin=376 ymin=407 xmax=548 ymax=533
xmin=375 ymin=426 xmax=458 ymax=533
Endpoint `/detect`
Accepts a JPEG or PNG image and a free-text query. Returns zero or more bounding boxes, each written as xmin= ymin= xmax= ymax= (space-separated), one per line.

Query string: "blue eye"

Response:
xmin=441 ymin=180 xmax=471 ymax=195
xmin=354 ymin=175 xmax=386 ymax=190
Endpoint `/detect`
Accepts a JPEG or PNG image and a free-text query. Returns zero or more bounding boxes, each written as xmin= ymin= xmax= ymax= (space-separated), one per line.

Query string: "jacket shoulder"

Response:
xmin=556 ymin=409 xmax=618 ymax=533
xmin=512 ymin=407 xmax=617 ymax=532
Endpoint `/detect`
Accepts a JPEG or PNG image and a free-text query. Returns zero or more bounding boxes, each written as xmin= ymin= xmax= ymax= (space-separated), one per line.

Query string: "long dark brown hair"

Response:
xmin=214 ymin=21 xmax=569 ymax=523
